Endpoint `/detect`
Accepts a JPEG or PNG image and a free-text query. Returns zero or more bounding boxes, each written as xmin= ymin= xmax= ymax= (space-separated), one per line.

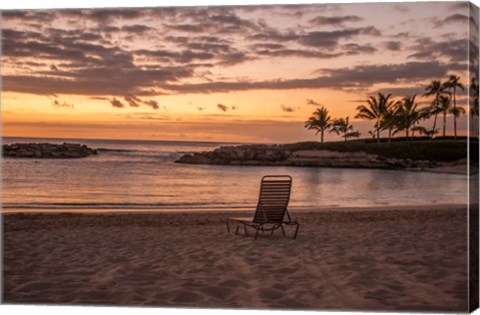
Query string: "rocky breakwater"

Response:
xmin=176 ymin=144 xmax=439 ymax=170
xmin=176 ymin=144 xmax=290 ymax=165
xmin=3 ymin=143 xmax=98 ymax=158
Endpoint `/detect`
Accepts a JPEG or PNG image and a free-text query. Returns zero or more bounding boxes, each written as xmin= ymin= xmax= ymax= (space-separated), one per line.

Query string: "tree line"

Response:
xmin=305 ymin=75 xmax=478 ymax=143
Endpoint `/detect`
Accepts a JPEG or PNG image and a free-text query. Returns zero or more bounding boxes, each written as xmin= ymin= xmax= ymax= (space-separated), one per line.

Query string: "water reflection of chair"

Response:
xmin=226 ymin=175 xmax=299 ymax=240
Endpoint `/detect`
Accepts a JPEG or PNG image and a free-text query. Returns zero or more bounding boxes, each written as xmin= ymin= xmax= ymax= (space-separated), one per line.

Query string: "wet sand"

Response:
xmin=2 ymin=207 xmax=469 ymax=311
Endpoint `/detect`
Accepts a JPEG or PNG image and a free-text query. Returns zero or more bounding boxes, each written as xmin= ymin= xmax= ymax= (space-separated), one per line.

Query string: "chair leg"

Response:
xmin=235 ymin=225 xmax=240 ymax=235
xmin=255 ymin=227 xmax=260 ymax=240
xmin=281 ymin=225 xmax=286 ymax=237
xmin=226 ymin=221 xmax=230 ymax=234
xmin=243 ymin=225 xmax=248 ymax=236
xmin=293 ymin=224 xmax=300 ymax=240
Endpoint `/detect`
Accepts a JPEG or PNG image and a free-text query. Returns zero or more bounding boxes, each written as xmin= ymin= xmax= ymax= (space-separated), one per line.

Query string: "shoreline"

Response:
xmin=1 ymin=203 xmax=467 ymax=214
xmin=175 ymin=144 xmax=475 ymax=175
xmin=3 ymin=206 xmax=469 ymax=310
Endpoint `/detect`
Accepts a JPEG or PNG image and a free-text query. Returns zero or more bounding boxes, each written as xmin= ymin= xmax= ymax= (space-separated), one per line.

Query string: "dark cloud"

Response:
xmin=444 ymin=13 xmax=468 ymax=25
xmin=52 ymin=99 xmax=74 ymax=109
xmin=2 ymin=10 xmax=55 ymax=22
xmin=144 ymin=100 xmax=159 ymax=110
xmin=50 ymin=64 xmax=59 ymax=71
xmin=299 ymin=27 xmax=381 ymax=48
xmin=124 ymin=96 xmax=142 ymax=107
xmin=252 ymin=43 xmax=286 ymax=50
xmin=281 ymin=105 xmax=295 ymax=112
xmin=408 ymin=37 xmax=468 ymax=62
xmin=255 ymin=48 xmax=342 ymax=59
xmin=121 ymin=24 xmax=153 ymax=34
xmin=217 ymin=104 xmax=229 ymax=112
xmin=307 ymin=99 xmax=323 ymax=106
xmin=251 ymin=26 xmax=381 ymax=52
xmin=384 ymin=41 xmax=402 ymax=51
xmin=342 ymin=43 xmax=376 ymax=55
xmin=165 ymin=11 xmax=259 ymax=35
xmin=85 ymin=9 xmax=145 ymax=23
xmin=309 ymin=15 xmax=363 ymax=26
xmin=110 ymin=98 xmax=125 ymax=108
xmin=163 ymin=61 xmax=462 ymax=94
xmin=218 ymin=52 xmax=251 ymax=66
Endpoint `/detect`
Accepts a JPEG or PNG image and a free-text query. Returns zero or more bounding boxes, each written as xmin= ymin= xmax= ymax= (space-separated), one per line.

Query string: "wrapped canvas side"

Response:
xmin=469 ymin=1 xmax=480 ymax=312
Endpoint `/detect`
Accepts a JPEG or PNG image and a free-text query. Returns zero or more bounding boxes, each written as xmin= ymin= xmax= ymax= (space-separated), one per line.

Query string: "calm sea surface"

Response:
xmin=2 ymin=137 xmax=468 ymax=211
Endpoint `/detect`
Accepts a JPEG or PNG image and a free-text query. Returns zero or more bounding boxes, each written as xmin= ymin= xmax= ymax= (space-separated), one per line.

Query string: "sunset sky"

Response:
xmin=1 ymin=2 xmax=477 ymax=142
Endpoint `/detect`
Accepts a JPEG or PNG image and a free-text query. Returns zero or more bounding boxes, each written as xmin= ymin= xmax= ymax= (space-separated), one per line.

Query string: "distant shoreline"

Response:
xmin=1 ymin=203 xmax=467 ymax=214
xmin=175 ymin=140 xmax=475 ymax=175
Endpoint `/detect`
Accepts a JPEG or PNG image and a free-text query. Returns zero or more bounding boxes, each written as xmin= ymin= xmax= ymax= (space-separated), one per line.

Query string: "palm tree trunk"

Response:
xmin=377 ymin=129 xmax=381 ymax=143
xmin=321 ymin=130 xmax=324 ymax=143
xmin=388 ymin=128 xmax=392 ymax=142
xmin=432 ymin=98 xmax=439 ymax=138
xmin=443 ymin=111 xmax=447 ymax=138
xmin=453 ymin=88 xmax=457 ymax=139
xmin=432 ymin=113 xmax=438 ymax=138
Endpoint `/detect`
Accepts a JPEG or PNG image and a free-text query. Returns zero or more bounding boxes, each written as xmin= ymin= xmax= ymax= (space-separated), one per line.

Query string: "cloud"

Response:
xmin=408 ymin=37 xmax=468 ymax=62
xmin=144 ymin=100 xmax=159 ymax=110
xmin=342 ymin=43 xmax=376 ymax=55
xmin=217 ymin=103 xmax=229 ymax=112
xmin=110 ymin=98 xmax=125 ymax=108
xmin=307 ymin=99 xmax=323 ymax=106
xmin=52 ymin=99 xmax=74 ymax=109
xmin=121 ymin=24 xmax=153 ymax=34
xmin=162 ymin=61 xmax=462 ymax=94
xmin=383 ymin=41 xmax=402 ymax=51
xmin=443 ymin=14 xmax=468 ymax=25
xmin=281 ymin=105 xmax=295 ymax=112
xmin=124 ymin=96 xmax=142 ymax=107
xmin=309 ymin=15 xmax=363 ymax=26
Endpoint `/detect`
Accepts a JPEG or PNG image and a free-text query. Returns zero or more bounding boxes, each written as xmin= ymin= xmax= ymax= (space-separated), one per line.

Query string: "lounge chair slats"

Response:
xmin=226 ymin=175 xmax=299 ymax=240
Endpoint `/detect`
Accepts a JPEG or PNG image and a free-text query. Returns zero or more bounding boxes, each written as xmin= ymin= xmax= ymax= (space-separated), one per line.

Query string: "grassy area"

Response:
xmin=283 ymin=139 xmax=476 ymax=162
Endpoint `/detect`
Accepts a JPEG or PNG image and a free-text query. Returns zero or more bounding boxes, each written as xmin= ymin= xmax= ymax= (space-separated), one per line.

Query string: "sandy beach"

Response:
xmin=3 ymin=207 xmax=468 ymax=312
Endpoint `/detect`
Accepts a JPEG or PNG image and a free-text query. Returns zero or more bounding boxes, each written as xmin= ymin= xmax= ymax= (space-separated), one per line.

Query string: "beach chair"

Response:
xmin=226 ymin=175 xmax=299 ymax=240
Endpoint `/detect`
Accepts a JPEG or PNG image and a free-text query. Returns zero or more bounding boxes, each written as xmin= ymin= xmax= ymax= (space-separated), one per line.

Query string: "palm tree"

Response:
xmin=449 ymin=105 xmax=466 ymax=135
xmin=383 ymin=100 xmax=401 ymax=142
xmin=412 ymin=126 xmax=438 ymax=138
xmin=410 ymin=106 xmax=433 ymax=139
xmin=445 ymin=75 xmax=465 ymax=139
xmin=394 ymin=95 xmax=420 ymax=140
xmin=423 ymin=80 xmax=449 ymax=138
xmin=329 ymin=116 xmax=360 ymax=141
xmin=355 ymin=93 xmax=394 ymax=142
xmin=438 ymin=95 xmax=452 ymax=137
xmin=304 ymin=106 xmax=332 ymax=143
xmin=471 ymin=77 xmax=479 ymax=137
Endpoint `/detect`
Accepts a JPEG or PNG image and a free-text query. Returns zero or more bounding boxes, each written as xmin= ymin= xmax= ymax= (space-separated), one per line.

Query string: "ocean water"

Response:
xmin=2 ymin=137 xmax=468 ymax=212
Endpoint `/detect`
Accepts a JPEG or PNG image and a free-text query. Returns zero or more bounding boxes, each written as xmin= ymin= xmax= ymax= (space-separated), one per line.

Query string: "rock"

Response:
xmin=175 ymin=144 xmax=452 ymax=172
xmin=176 ymin=144 xmax=290 ymax=165
xmin=3 ymin=143 xmax=98 ymax=159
